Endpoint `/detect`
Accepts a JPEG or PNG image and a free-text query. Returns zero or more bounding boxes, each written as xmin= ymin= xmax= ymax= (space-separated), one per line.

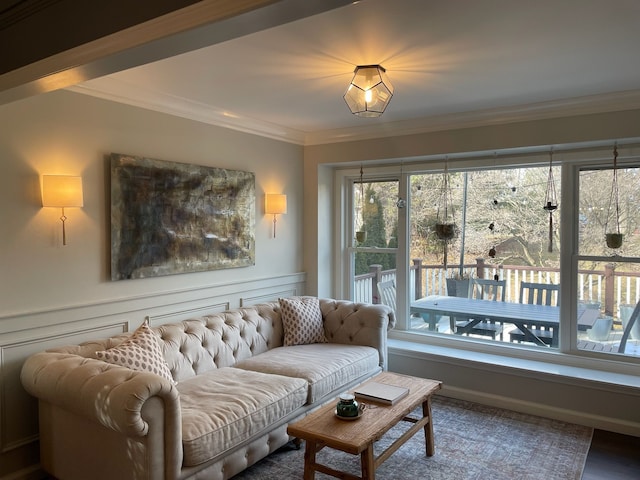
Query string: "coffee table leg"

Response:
xmin=360 ymin=445 xmax=376 ymax=480
xmin=303 ymin=440 xmax=317 ymax=480
xmin=422 ymin=397 xmax=435 ymax=456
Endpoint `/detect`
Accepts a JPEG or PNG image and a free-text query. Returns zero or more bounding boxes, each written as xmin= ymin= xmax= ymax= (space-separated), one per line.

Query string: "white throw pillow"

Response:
xmin=96 ymin=318 xmax=175 ymax=384
xmin=279 ymin=297 xmax=328 ymax=346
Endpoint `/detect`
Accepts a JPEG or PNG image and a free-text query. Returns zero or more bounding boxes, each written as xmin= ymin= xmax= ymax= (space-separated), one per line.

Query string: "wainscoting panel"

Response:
xmin=146 ymin=302 xmax=230 ymax=325
xmin=1 ymin=322 xmax=127 ymax=453
xmin=241 ymin=288 xmax=298 ymax=306
xmin=0 ymin=272 xmax=305 ymax=480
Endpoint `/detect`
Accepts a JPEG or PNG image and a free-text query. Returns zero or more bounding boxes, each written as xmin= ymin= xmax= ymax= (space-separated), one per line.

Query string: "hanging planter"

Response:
xmin=604 ymin=145 xmax=623 ymax=249
xmin=434 ymin=162 xmax=457 ymax=243
xmin=355 ymin=165 xmax=367 ymax=244
xmin=435 ymin=222 xmax=456 ymax=240
xmin=543 ymin=149 xmax=558 ymax=252
xmin=606 ymin=233 xmax=623 ymax=249
xmin=433 ymin=160 xmax=461 ymax=279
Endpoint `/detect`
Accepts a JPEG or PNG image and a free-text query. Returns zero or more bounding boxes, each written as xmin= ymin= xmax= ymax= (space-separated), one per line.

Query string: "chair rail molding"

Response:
xmin=0 ymin=271 xmax=305 ymax=479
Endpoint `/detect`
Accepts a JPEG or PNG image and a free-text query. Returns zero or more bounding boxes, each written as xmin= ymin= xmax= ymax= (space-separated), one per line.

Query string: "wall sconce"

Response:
xmin=343 ymin=65 xmax=394 ymax=117
xmin=42 ymin=175 xmax=84 ymax=245
xmin=265 ymin=193 xmax=287 ymax=238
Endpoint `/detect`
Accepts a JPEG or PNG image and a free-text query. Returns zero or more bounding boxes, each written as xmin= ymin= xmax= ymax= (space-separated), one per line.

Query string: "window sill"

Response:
xmin=388 ymin=335 xmax=640 ymax=395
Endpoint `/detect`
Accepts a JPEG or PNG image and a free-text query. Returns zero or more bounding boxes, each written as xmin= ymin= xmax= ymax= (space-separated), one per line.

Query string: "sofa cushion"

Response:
xmin=280 ymin=296 xmax=327 ymax=346
xmin=234 ymin=343 xmax=380 ymax=404
xmin=177 ymin=367 xmax=307 ymax=467
xmin=96 ymin=318 xmax=175 ymax=384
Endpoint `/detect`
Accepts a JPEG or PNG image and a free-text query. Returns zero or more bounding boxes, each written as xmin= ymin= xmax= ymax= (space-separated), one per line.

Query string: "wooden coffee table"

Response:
xmin=287 ymin=372 xmax=442 ymax=480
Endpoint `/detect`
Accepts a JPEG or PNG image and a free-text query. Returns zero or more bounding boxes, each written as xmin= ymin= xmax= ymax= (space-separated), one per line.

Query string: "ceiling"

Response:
xmin=69 ymin=0 xmax=640 ymax=146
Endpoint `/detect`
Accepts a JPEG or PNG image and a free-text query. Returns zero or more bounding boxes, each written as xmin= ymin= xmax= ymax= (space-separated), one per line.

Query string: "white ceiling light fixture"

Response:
xmin=343 ymin=65 xmax=394 ymax=118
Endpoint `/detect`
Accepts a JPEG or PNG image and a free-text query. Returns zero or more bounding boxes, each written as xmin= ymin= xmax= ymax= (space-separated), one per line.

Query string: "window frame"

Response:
xmin=334 ymin=144 xmax=640 ymax=375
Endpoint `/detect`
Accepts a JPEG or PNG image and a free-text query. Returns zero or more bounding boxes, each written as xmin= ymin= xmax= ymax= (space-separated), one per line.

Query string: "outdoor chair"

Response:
xmin=454 ymin=278 xmax=506 ymax=340
xmin=578 ymin=299 xmax=640 ymax=354
xmin=509 ymin=282 xmax=559 ymax=345
xmin=377 ymin=279 xmax=396 ymax=312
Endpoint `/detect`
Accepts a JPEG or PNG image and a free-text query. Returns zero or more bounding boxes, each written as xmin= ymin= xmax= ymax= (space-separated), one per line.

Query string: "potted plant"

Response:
xmin=446 ymin=272 xmax=470 ymax=298
xmin=435 ymin=222 xmax=456 ymax=241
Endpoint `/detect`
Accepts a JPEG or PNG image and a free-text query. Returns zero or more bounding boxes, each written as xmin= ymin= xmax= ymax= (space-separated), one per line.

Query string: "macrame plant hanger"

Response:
xmin=543 ymin=149 xmax=558 ymax=252
xmin=355 ymin=165 xmax=367 ymax=244
xmin=435 ymin=159 xmax=456 ymax=272
xmin=605 ymin=144 xmax=623 ymax=249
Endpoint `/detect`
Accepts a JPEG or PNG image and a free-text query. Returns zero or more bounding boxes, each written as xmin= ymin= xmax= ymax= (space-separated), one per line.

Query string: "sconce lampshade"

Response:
xmin=42 ymin=175 xmax=83 ymax=246
xmin=265 ymin=194 xmax=286 ymax=238
xmin=42 ymin=175 xmax=84 ymax=207
xmin=265 ymin=193 xmax=287 ymax=215
xmin=343 ymin=65 xmax=394 ymax=118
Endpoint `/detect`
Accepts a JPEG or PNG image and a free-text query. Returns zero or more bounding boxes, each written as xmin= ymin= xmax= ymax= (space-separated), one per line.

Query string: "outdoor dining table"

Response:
xmin=411 ymin=295 xmax=600 ymax=347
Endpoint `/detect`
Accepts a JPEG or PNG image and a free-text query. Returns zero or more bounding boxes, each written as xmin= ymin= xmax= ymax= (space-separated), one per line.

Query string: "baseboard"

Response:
xmin=438 ymin=385 xmax=640 ymax=437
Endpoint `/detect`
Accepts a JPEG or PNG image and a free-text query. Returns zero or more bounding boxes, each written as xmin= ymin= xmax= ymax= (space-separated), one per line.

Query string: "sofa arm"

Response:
xmin=21 ymin=351 xmax=180 ymax=438
xmin=320 ymin=299 xmax=395 ymax=369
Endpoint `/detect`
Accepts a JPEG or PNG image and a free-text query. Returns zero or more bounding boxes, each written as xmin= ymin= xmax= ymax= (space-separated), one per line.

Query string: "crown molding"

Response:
xmin=307 ymin=89 xmax=640 ymax=145
xmin=67 ymin=80 xmax=308 ymax=144
xmin=67 ymin=79 xmax=640 ymax=147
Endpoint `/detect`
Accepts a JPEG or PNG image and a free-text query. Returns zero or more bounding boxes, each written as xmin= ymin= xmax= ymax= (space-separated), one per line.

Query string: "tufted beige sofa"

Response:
xmin=21 ymin=297 xmax=394 ymax=480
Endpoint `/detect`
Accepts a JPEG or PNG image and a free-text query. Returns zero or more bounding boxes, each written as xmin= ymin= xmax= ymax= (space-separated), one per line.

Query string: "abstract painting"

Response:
xmin=110 ymin=153 xmax=255 ymax=280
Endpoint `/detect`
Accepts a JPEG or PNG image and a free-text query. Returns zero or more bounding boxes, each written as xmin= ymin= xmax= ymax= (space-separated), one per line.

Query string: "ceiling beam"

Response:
xmin=0 ymin=0 xmax=352 ymax=106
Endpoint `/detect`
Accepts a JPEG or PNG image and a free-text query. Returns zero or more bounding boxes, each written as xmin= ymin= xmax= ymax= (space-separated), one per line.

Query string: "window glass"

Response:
xmin=343 ymin=157 xmax=640 ymax=361
xmin=352 ymin=179 xmax=398 ymax=304
xmin=407 ymin=165 xmax=563 ymax=347
xmin=577 ymin=166 xmax=640 ymax=357
xmin=578 ymin=167 xmax=640 ymax=257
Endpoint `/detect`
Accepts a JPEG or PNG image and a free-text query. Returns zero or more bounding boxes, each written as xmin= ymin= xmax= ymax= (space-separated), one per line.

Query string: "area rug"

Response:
xmin=232 ymin=396 xmax=593 ymax=480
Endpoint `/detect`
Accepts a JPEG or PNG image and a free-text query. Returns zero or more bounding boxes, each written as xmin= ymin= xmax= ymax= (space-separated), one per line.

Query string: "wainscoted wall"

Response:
xmin=0 ymin=90 xmax=306 ymax=479
xmin=0 ymin=273 xmax=304 ymax=480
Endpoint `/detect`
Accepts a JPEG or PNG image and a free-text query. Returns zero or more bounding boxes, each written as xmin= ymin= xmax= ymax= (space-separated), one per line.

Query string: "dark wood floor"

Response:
xmin=582 ymin=429 xmax=640 ymax=479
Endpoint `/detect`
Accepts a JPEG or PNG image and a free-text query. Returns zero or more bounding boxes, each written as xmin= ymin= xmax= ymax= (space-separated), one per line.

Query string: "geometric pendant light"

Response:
xmin=343 ymin=65 xmax=394 ymax=117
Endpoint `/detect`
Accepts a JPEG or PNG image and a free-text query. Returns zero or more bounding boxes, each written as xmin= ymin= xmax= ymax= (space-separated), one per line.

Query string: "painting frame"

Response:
xmin=110 ymin=153 xmax=255 ymax=280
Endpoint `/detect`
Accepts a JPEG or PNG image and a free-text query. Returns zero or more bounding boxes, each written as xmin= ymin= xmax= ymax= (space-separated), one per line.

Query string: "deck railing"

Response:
xmin=354 ymin=259 xmax=640 ymax=318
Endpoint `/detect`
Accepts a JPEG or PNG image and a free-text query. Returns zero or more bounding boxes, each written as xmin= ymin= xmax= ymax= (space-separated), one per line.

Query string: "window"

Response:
xmin=339 ymin=146 xmax=640 ymax=365
xmin=407 ymin=165 xmax=563 ymax=347
xmin=575 ymin=165 xmax=640 ymax=357
xmin=350 ymin=178 xmax=399 ymax=305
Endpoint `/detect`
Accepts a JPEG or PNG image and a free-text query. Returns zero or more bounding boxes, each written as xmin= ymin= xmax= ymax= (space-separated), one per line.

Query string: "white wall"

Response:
xmin=0 ymin=90 xmax=306 ymax=479
xmin=0 ymin=90 xmax=304 ymax=314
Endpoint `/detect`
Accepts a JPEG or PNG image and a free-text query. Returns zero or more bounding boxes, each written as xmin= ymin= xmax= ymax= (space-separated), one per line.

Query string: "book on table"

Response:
xmin=354 ymin=381 xmax=410 ymax=405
